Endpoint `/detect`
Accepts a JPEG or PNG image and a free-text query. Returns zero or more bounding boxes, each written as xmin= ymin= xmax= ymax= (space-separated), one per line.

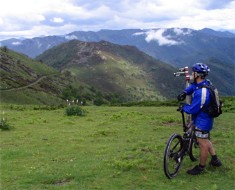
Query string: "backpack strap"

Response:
xmin=198 ymin=84 xmax=212 ymax=112
xmin=198 ymin=84 xmax=209 ymax=108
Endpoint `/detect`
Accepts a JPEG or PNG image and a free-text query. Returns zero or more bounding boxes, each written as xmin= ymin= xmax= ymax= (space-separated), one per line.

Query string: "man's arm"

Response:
xmin=183 ymin=89 xmax=202 ymax=114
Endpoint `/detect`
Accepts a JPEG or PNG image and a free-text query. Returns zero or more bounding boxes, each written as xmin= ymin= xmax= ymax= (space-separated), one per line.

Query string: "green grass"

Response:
xmin=0 ymin=89 xmax=64 ymax=105
xmin=0 ymin=105 xmax=234 ymax=189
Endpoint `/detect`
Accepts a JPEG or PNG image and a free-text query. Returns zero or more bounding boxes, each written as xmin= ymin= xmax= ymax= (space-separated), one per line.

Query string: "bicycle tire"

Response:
xmin=164 ymin=133 xmax=183 ymax=179
xmin=189 ymin=131 xmax=199 ymax=161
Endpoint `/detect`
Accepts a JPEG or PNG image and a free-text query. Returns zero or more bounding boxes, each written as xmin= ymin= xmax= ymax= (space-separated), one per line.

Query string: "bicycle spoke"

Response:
xmin=164 ymin=134 xmax=183 ymax=179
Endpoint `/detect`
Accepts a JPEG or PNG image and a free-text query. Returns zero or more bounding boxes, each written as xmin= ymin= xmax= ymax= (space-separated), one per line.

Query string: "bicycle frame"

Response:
xmin=175 ymin=67 xmax=194 ymax=158
xmin=177 ymin=111 xmax=194 ymax=158
xmin=174 ymin=66 xmax=192 ymax=128
xmin=163 ymin=67 xmax=198 ymax=179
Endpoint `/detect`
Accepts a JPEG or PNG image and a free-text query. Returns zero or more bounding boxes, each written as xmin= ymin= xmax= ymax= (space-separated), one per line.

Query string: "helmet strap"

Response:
xmin=193 ymin=72 xmax=198 ymax=83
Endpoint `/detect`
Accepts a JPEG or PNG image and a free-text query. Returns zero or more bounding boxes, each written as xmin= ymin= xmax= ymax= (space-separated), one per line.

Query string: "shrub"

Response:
xmin=65 ymin=105 xmax=87 ymax=116
xmin=0 ymin=118 xmax=12 ymax=131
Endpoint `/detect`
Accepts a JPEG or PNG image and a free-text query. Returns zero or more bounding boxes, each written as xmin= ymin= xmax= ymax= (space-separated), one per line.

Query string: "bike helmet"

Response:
xmin=192 ymin=63 xmax=210 ymax=75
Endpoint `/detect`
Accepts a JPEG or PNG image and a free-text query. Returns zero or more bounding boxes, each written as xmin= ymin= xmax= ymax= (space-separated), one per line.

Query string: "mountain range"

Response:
xmin=1 ymin=28 xmax=234 ymax=67
xmin=0 ymin=27 xmax=234 ymax=102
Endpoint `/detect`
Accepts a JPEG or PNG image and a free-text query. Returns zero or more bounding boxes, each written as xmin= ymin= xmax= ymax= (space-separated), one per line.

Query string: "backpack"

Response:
xmin=201 ymin=84 xmax=222 ymax=118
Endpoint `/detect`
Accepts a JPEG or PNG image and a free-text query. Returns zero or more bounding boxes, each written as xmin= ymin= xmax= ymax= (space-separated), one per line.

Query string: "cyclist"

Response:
xmin=177 ymin=63 xmax=222 ymax=175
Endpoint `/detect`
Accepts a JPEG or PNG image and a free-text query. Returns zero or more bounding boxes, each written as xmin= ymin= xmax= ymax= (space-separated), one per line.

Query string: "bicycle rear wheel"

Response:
xmin=164 ymin=133 xmax=183 ymax=179
xmin=189 ymin=131 xmax=199 ymax=161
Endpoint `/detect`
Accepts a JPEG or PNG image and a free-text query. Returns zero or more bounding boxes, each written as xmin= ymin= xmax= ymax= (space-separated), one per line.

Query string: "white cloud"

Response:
xmin=0 ymin=23 xmax=79 ymax=40
xmin=65 ymin=35 xmax=78 ymax=40
xmin=51 ymin=17 xmax=64 ymax=23
xmin=0 ymin=0 xmax=234 ymax=40
xmin=12 ymin=41 xmax=22 ymax=45
xmin=173 ymin=28 xmax=192 ymax=36
xmin=144 ymin=29 xmax=184 ymax=46
xmin=0 ymin=18 xmax=3 ymax=25
xmin=133 ymin=32 xmax=145 ymax=36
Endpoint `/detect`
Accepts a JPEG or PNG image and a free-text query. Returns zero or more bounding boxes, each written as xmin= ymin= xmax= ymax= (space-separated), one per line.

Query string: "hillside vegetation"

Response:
xmin=0 ymin=47 xmax=56 ymax=89
xmin=0 ymin=48 xmax=107 ymax=105
xmin=1 ymin=42 xmax=233 ymax=106
xmin=2 ymin=46 xmax=177 ymax=105
xmin=36 ymin=40 xmax=183 ymax=101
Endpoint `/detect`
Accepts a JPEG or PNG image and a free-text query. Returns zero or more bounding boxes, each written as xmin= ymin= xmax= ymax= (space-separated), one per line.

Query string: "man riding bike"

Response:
xmin=177 ymin=63 xmax=222 ymax=175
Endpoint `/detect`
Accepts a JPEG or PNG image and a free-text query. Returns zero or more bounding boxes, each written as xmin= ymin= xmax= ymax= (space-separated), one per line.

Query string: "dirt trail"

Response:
xmin=0 ymin=74 xmax=55 ymax=92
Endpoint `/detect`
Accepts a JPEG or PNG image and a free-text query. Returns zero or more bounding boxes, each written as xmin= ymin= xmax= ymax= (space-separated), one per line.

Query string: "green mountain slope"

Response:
xmin=1 ymin=48 xmax=55 ymax=88
xmin=36 ymin=40 xmax=183 ymax=100
xmin=0 ymin=48 xmax=73 ymax=105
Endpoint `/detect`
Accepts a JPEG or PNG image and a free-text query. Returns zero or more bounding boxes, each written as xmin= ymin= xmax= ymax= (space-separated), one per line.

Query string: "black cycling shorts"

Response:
xmin=195 ymin=127 xmax=210 ymax=139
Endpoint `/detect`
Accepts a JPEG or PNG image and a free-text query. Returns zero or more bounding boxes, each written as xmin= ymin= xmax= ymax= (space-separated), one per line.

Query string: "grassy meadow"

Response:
xmin=0 ymin=105 xmax=234 ymax=190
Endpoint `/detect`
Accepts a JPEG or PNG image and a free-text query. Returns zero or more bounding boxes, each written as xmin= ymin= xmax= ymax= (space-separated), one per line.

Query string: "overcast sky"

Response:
xmin=0 ymin=0 xmax=234 ymax=41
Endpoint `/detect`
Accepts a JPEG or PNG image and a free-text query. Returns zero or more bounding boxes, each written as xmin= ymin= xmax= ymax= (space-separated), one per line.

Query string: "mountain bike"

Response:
xmin=163 ymin=66 xmax=199 ymax=179
xmin=163 ymin=105 xmax=199 ymax=179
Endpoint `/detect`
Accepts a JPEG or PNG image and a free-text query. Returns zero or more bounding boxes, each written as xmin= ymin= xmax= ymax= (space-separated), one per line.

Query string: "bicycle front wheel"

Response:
xmin=164 ymin=133 xmax=183 ymax=179
xmin=189 ymin=131 xmax=199 ymax=161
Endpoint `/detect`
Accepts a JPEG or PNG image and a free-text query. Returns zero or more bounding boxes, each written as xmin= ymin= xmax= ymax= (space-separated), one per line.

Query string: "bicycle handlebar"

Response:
xmin=174 ymin=66 xmax=192 ymax=81
xmin=174 ymin=71 xmax=185 ymax=77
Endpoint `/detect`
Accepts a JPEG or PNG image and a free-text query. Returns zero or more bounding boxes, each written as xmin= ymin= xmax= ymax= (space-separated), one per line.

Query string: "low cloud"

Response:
xmin=134 ymin=29 xmax=190 ymax=46
xmin=146 ymin=29 xmax=182 ymax=46
xmin=173 ymin=28 xmax=192 ymax=35
xmin=65 ymin=35 xmax=78 ymax=40
xmin=12 ymin=41 xmax=22 ymax=45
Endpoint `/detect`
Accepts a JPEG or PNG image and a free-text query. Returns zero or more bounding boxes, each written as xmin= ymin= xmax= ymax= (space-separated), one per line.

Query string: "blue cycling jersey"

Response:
xmin=183 ymin=80 xmax=213 ymax=131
